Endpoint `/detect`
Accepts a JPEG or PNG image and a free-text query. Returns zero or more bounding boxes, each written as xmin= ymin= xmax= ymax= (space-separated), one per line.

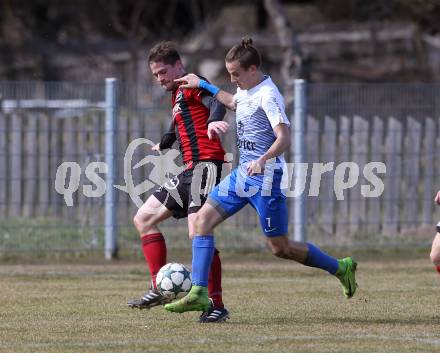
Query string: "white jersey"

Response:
xmin=233 ymin=76 xmax=290 ymax=189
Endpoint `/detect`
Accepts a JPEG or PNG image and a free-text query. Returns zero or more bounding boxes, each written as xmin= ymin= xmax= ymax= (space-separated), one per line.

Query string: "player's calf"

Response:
xmin=266 ymin=236 xmax=309 ymax=263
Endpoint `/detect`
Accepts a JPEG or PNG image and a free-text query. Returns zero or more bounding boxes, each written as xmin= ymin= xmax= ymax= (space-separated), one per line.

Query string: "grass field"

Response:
xmin=0 ymin=251 xmax=439 ymax=353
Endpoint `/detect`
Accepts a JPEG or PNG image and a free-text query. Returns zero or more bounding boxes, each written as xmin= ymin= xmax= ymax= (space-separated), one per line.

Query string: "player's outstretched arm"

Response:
xmin=214 ymin=90 xmax=236 ymax=112
xmin=175 ymin=74 xmax=236 ymax=111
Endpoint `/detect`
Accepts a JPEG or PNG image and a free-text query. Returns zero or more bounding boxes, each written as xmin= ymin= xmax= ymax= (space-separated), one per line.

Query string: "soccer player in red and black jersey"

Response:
xmin=127 ymin=41 xmax=230 ymax=323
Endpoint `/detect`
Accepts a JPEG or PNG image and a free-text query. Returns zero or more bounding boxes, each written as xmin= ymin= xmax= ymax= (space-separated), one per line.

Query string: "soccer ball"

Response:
xmin=156 ymin=263 xmax=192 ymax=299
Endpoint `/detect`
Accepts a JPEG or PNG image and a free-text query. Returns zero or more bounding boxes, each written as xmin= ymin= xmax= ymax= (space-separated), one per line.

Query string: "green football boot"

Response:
xmin=336 ymin=257 xmax=358 ymax=298
xmin=164 ymin=285 xmax=210 ymax=313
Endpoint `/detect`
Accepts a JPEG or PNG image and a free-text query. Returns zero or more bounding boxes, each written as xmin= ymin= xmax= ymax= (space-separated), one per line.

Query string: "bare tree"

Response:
xmin=263 ymin=0 xmax=303 ymax=106
xmin=103 ymin=0 xmax=150 ymax=84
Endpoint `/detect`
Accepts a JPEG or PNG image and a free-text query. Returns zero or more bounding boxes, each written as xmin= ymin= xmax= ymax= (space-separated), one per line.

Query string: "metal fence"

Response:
xmin=0 ymin=80 xmax=439 ymax=257
xmin=305 ymin=83 xmax=440 ymax=248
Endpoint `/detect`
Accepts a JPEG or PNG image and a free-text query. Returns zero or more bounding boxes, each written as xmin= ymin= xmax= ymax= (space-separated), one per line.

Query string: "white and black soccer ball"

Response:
xmin=156 ymin=263 xmax=192 ymax=299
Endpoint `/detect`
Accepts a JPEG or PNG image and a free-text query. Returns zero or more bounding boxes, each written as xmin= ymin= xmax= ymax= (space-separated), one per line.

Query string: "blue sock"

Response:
xmin=304 ymin=243 xmax=338 ymax=275
xmin=191 ymin=235 xmax=215 ymax=287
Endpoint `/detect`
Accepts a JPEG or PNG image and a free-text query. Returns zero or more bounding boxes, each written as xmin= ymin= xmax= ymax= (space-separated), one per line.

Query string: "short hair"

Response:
xmin=148 ymin=41 xmax=181 ymax=65
xmin=225 ymin=36 xmax=261 ymax=70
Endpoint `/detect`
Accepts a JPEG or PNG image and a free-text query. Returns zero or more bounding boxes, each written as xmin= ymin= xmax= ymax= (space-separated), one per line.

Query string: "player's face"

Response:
xmin=150 ymin=60 xmax=183 ymax=91
xmin=225 ymin=60 xmax=256 ymax=90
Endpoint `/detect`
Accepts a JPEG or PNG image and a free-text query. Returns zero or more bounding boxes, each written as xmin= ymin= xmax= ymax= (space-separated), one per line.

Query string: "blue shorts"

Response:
xmin=208 ymin=168 xmax=288 ymax=237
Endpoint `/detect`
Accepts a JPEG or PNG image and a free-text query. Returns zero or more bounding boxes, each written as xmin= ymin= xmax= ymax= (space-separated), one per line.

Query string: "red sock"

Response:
xmin=436 ymin=265 xmax=440 ymax=274
xmin=208 ymin=248 xmax=224 ymax=309
xmin=141 ymin=233 xmax=167 ymax=289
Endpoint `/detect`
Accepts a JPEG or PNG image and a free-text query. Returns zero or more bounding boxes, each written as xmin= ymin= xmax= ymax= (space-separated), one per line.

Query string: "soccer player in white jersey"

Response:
xmin=165 ymin=36 xmax=358 ymax=314
xmin=431 ymin=190 xmax=440 ymax=274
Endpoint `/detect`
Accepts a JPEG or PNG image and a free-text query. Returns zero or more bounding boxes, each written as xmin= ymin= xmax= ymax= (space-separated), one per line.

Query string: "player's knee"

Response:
xmin=267 ymin=237 xmax=290 ymax=259
xmin=187 ymin=220 xmax=196 ymax=239
xmin=133 ymin=211 xmax=155 ymax=235
xmin=194 ymin=213 xmax=211 ymax=235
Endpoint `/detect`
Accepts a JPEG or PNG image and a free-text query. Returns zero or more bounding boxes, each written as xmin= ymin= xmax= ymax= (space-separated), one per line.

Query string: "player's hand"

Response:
xmin=151 ymin=143 xmax=160 ymax=152
xmin=174 ymin=73 xmax=200 ymax=89
xmin=435 ymin=190 xmax=440 ymax=205
xmin=207 ymin=121 xmax=229 ymax=140
xmin=247 ymin=158 xmax=265 ymax=176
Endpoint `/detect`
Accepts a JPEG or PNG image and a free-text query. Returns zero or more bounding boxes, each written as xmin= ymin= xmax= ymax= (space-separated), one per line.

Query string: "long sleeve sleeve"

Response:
xmin=158 ymin=120 xmax=177 ymax=150
xmin=201 ymin=93 xmax=227 ymax=125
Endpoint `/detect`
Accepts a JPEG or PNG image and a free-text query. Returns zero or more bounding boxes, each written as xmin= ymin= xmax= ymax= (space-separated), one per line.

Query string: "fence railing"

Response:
xmin=0 ymin=80 xmax=439 ymax=257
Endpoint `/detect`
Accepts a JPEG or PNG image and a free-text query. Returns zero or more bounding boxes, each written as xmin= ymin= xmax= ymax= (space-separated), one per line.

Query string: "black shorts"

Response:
xmin=153 ymin=160 xmax=223 ymax=219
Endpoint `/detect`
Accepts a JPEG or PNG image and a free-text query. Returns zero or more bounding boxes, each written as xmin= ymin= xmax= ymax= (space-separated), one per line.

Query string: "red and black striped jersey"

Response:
xmin=165 ymin=85 xmax=225 ymax=167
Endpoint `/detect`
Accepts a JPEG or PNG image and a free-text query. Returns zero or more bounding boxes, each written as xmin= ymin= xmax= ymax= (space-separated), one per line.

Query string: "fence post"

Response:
xmin=105 ymin=78 xmax=118 ymax=259
xmin=293 ymin=79 xmax=307 ymax=242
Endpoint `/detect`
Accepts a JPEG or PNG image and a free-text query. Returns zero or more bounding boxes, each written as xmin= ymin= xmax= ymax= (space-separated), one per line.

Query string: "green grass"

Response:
xmin=0 ymin=217 xmax=268 ymax=257
xmin=0 ymin=217 xmax=434 ymax=261
xmin=0 ymin=252 xmax=439 ymax=353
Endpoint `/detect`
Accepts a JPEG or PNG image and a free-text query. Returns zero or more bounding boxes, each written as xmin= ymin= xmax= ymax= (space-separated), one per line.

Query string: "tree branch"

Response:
xmin=263 ymin=0 xmax=303 ymax=94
